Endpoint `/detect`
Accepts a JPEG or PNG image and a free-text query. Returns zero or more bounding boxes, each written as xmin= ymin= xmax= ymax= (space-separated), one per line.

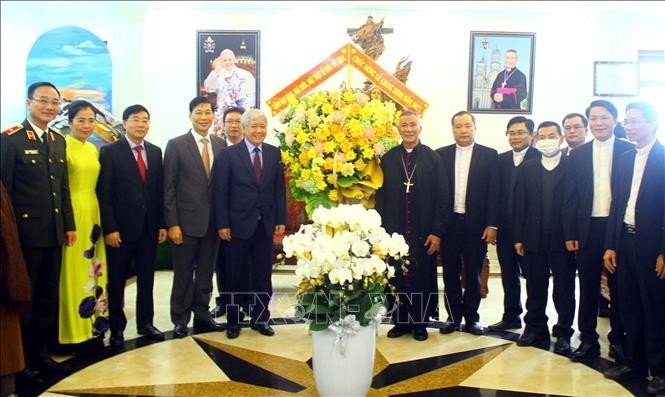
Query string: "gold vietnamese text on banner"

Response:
xmin=266 ymin=43 xmax=429 ymax=116
xmin=348 ymin=46 xmax=428 ymax=114
xmin=266 ymin=45 xmax=348 ymax=115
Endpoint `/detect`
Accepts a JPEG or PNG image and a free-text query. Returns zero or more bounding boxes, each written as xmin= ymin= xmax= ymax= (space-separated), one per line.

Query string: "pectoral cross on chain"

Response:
xmin=501 ymin=82 xmax=506 ymax=88
xmin=404 ymin=180 xmax=414 ymax=193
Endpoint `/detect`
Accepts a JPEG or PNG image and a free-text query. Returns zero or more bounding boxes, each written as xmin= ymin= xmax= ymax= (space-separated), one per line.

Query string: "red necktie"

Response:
xmin=253 ymin=147 xmax=262 ymax=182
xmin=135 ymin=146 xmax=147 ymax=183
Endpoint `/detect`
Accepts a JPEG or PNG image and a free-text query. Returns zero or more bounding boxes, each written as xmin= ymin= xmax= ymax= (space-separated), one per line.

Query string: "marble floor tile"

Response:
xmin=20 ymin=272 xmax=646 ymax=397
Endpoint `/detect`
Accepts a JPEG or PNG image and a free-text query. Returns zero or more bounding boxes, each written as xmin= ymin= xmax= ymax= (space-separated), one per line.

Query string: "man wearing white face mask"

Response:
xmin=513 ymin=121 xmax=577 ymax=354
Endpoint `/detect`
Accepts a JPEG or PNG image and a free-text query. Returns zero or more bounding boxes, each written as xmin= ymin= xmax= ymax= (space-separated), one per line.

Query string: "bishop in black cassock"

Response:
xmin=375 ymin=110 xmax=448 ymax=341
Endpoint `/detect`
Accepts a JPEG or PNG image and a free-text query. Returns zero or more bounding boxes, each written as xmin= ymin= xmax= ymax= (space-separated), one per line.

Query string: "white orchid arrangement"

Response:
xmin=282 ymin=204 xmax=409 ymax=332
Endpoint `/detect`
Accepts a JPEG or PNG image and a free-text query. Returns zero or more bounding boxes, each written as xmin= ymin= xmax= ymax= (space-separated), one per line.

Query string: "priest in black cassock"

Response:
xmin=375 ymin=110 xmax=448 ymax=341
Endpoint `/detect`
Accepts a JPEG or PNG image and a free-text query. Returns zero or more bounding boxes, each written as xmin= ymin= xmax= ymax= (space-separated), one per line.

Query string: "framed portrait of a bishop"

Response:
xmin=468 ymin=31 xmax=535 ymax=114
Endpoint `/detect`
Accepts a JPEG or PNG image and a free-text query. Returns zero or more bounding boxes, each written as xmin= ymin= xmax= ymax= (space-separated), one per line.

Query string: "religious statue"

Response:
xmin=349 ymin=17 xmax=413 ymax=107
xmin=349 ymin=16 xmax=385 ymax=61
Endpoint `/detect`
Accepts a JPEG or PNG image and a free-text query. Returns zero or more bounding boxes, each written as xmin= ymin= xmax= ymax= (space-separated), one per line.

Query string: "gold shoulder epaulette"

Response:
xmin=3 ymin=124 xmax=24 ymax=135
xmin=49 ymin=126 xmax=65 ymax=138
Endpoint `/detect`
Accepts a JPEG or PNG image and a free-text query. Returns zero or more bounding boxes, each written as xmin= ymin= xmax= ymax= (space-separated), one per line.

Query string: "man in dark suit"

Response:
xmin=602 ymin=102 xmax=665 ymax=396
xmin=561 ymin=113 xmax=588 ymax=157
xmin=564 ymin=100 xmax=634 ymax=362
xmin=213 ymin=108 xmax=286 ymax=339
xmin=488 ymin=116 xmax=540 ymax=332
xmin=211 ymin=106 xmax=245 ymax=319
xmin=0 ymin=82 xmax=75 ymax=376
xmin=164 ymin=97 xmax=226 ymax=338
xmin=436 ymin=111 xmax=499 ymax=336
xmin=513 ymin=121 xmax=577 ymax=354
xmin=97 ymin=104 xmax=167 ymax=347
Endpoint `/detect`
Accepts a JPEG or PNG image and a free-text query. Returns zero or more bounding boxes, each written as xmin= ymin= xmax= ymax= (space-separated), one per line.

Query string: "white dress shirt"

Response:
xmin=623 ymin=137 xmax=656 ymax=226
xmin=512 ymin=147 xmax=529 ymax=167
xmin=454 ymin=143 xmax=474 ymax=214
xmin=27 ymin=120 xmax=47 ymax=143
xmin=125 ymin=135 xmax=147 ymax=168
xmin=591 ymin=135 xmax=615 ymax=217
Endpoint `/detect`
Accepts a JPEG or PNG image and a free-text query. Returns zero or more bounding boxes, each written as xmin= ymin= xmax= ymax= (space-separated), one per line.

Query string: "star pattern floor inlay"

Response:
xmin=26 ymin=273 xmax=651 ymax=397
xmin=40 ymin=323 xmax=637 ymax=397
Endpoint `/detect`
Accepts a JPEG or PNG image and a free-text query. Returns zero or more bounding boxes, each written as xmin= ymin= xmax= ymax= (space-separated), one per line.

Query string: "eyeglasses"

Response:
xmin=29 ymin=97 xmax=62 ymax=107
xmin=563 ymin=125 xmax=586 ymax=131
xmin=622 ymin=119 xmax=647 ymax=126
xmin=506 ymin=130 xmax=529 ymax=137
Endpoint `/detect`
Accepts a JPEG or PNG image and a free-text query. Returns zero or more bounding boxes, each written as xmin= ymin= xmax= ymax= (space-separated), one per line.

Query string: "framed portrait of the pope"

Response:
xmin=468 ymin=31 xmax=535 ymax=114
xmin=196 ymin=30 xmax=260 ymax=113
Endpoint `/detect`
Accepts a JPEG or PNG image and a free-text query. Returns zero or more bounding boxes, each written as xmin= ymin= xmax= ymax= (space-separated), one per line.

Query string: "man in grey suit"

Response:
xmin=164 ymin=97 xmax=226 ymax=338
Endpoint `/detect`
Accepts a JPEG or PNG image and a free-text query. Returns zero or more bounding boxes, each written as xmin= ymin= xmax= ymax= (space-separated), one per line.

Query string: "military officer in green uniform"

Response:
xmin=0 ymin=82 xmax=76 ymax=378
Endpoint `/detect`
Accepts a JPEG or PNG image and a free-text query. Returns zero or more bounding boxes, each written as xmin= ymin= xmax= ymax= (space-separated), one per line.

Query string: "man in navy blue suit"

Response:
xmin=213 ymin=108 xmax=286 ymax=339
xmin=564 ymin=100 xmax=633 ymax=363
xmin=488 ymin=116 xmax=539 ymax=332
xmin=97 ymin=104 xmax=167 ymax=347
xmin=602 ymin=102 xmax=665 ymax=396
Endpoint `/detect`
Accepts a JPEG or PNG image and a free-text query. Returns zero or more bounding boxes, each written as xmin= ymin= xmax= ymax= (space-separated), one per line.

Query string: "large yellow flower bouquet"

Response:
xmin=276 ymin=89 xmax=400 ymax=216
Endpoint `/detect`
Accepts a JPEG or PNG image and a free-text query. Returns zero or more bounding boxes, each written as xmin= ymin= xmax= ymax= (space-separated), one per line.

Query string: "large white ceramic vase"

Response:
xmin=312 ymin=322 xmax=377 ymax=397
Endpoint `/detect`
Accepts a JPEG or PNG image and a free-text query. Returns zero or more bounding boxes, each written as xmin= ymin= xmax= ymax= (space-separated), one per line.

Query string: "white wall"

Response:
xmin=2 ymin=1 xmax=664 ymax=152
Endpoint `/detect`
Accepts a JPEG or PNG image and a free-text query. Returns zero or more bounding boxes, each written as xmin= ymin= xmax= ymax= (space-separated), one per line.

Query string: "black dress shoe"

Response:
xmin=412 ymin=327 xmax=428 ymax=341
xmin=173 ymin=324 xmax=188 ymax=339
xmin=138 ymin=324 xmax=165 ymax=341
xmin=387 ymin=324 xmax=411 ymax=338
xmin=16 ymin=367 xmax=44 ymax=385
xmin=647 ymin=376 xmax=665 ymax=395
xmin=487 ymin=319 xmax=522 ymax=331
xmin=226 ymin=325 xmax=240 ymax=339
xmin=603 ymin=364 xmax=647 ymax=380
xmin=109 ymin=330 xmax=124 ymax=347
xmin=193 ymin=318 xmax=224 ymax=333
xmin=36 ymin=355 xmax=72 ymax=375
xmin=464 ymin=322 xmax=484 ymax=336
xmin=210 ymin=304 xmax=226 ymax=318
xmin=554 ymin=337 xmax=572 ymax=355
xmin=609 ymin=344 xmax=626 ymax=363
xmin=570 ymin=342 xmax=600 ymax=362
xmin=439 ymin=321 xmax=459 ymax=334
xmin=250 ymin=323 xmax=275 ymax=336
xmin=516 ymin=333 xmax=551 ymax=350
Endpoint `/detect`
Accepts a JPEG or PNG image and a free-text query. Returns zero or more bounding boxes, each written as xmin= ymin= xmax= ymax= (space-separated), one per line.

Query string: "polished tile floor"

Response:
xmin=25 ymin=270 xmax=649 ymax=396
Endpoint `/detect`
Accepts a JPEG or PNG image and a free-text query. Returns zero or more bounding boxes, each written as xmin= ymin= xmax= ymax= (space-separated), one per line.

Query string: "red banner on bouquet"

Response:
xmin=347 ymin=46 xmax=428 ymax=115
xmin=266 ymin=43 xmax=428 ymax=116
xmin=266 ymin=45 xmax=348 ymax=115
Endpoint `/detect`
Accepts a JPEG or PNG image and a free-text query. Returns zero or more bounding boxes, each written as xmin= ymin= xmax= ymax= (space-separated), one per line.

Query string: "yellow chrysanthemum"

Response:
xmin=321 ymin=102 xmax=334 ymax=115
xmin=323 ymin=141 xmax=337 ymax=154
xmin=276 ymin=89 xmax=400 ymax=212
xmin=344 ymin=150 xmax=357 ymax=162
xmin=298 ymin=151 xmax=309 ymax=165
xmin=339 ymin=162 xmax=355 ymax=177
xmin=362 ymin=146 xmax=374 ymax=159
